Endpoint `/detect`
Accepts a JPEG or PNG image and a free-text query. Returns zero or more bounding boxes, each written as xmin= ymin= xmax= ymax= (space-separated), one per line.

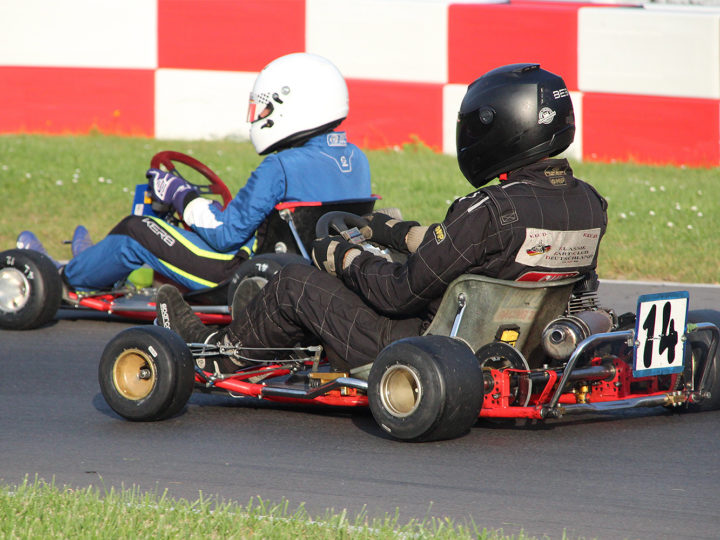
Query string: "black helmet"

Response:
xmin=456 ymin=63 xmax=575 ymax=188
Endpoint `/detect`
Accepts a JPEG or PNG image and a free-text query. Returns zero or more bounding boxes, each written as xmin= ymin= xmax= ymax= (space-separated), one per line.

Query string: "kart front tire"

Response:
xmin=98 ymin=326 xmax=195 ymax=421
xmin=368 ymin=335 xmax=484 ymax=442
xmin=683 ymin=309 xmax=720 ymax=412
xmin=0 ymin=249 xmax=62 ymax=330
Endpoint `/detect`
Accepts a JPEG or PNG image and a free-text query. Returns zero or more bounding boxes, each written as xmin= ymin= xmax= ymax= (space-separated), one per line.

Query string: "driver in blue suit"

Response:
xmin=17 ymin=53 xmax=371 ymax=291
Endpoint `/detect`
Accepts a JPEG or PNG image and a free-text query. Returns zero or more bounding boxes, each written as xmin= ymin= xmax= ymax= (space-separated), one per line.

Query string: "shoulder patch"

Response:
xmin=433 ymin=224 xmax=446 ymax=244
xmin=326 ymin=132 xmax=347 ymax=147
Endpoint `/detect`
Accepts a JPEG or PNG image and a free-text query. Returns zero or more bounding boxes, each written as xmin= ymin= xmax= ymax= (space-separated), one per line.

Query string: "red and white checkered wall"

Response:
xmin=1 ymin=0 xmax=718 ymax=167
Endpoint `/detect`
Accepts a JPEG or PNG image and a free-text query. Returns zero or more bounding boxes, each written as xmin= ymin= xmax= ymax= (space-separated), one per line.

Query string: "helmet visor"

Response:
xmin=246 ymin=95 xmax=274 ymax=123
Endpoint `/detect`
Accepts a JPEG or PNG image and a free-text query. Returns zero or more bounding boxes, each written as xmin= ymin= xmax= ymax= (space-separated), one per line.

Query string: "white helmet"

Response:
xmin=247 ymin=53 xmax=349 ymax=155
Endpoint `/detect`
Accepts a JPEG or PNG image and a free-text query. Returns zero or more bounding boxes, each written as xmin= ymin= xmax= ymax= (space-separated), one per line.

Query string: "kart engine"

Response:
xmin=540 ymin=273 xmax=616 ymax=361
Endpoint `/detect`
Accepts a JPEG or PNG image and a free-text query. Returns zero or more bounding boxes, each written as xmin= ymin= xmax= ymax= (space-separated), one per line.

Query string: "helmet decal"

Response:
xmin=538 ymin=107 xmax=556 ymax=125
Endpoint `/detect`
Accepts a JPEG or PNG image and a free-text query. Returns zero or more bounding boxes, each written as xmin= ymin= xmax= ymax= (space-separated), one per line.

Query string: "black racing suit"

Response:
xmin=225 ymin=159 xmax=608 ymax=372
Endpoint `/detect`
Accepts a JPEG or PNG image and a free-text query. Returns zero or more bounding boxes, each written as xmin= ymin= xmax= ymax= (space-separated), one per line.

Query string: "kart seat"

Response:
xmin=254 ymin=197 xmax=379 ymax=258
xmin=179 ymin=197 xmax=378 ymax=306
xmin=424 ymin=274 xmax=582 ymax=367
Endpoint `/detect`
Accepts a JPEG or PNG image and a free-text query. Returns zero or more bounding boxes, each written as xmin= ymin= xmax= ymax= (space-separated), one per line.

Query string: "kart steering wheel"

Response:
xmin=315 ymin=211 xmax=407 ymax=264
xmin=315 ymin=211 xmax=369 ymax=238
xmin=150 ymin=151 xmax=233 ymax=212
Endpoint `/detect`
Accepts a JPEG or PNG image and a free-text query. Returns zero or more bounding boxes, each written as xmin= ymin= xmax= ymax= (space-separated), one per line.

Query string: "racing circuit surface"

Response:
xmin=2 ymin=281 xmax=720 ymax=540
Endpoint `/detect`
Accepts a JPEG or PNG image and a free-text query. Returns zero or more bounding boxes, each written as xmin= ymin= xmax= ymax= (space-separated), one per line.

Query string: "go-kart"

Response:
xmin=98 ymin=212 xmax=720 ymax=442
xmin=0 ymin=151 xmax=377 ymax=330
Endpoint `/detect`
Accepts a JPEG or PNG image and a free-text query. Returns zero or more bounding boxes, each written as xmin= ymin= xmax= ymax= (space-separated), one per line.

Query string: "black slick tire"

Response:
xmin=683 ymin=309 xmax=720 ymax=412
xmin=98 ymin=326 xmax=195 ymax=421
xmin=0 ymin=249 xmax=62 ymax=330
xmin=368 ymin=335 xmax=484 ymax=442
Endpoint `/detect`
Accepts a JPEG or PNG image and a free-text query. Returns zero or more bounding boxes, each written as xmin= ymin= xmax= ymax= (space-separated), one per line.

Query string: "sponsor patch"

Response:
xmin=326 ymin=132 xmax=347 ymax=147
xmin=544 ymin=165 xmax=568 ymax=185
xmin=544 ymin=165 xmax=567 ymax=178
xmin=515 ymin=228 xmax=600 ymax=268
xmin=433 ymin=224 xmax=446 ymax=244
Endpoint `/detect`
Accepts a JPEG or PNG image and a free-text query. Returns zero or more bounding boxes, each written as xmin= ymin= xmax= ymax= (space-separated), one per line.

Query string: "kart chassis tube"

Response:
xmin=197 ymin=367 xmax=369 ymax=407
xmin=540 ymin=322 xmax=719 ymax=419
xmin=72 ymin=294 xmax=231 ymax=324
xmin=190 ymin=323 xmax=718 ymax=417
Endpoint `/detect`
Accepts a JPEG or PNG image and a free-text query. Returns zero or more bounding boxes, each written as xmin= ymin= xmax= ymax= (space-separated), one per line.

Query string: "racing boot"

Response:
xmin=16 ymin=230 xmax=61 ymax=268
xmin=155 ymin=284 xmax=246 ymax=373
xmin=71 ymin=225 xmax=93 ymax=257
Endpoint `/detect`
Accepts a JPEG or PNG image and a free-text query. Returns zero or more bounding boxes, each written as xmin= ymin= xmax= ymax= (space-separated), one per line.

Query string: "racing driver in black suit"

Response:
xmin=156 ymin=63 xmax=609 ymax=376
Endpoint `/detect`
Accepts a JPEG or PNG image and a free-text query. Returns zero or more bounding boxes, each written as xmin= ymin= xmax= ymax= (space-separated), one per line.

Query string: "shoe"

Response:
xmin=155 ymin=284 xmax=215 ymax=344
xmin=71 ymin=225 xmax=93 ymax=257
xmin=155 ymin=284 xmax=247 ymax=374
xmin=17 ymin=230 xmax=49 ymax=254
xmin=16 ymin=230 xmax=61 ymax=268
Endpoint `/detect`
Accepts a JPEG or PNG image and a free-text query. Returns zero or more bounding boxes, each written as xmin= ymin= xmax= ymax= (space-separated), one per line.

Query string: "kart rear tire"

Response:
xmin=682 ymin=309 xmax=720 ymax=412
xmin=368 ymin=335 xmax=484 ymax=442
xmin=98 ymin=326 xmax=195 ymax=421
xmin=227 ymin=253 xmax=309 ymax=316
xmin=0 ymin=249 xmax=62 ymax=330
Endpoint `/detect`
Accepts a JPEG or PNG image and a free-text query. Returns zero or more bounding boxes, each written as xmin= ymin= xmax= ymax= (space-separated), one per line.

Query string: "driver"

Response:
xmin=156 ymin=63 xmax=609 ymax=375
xmin=17 ymin=53 xmax=371 ymax=291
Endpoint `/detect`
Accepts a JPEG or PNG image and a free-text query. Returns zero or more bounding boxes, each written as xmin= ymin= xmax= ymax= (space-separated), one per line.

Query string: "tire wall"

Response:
xmin=1 ymin=0 xmax=718 ymax=167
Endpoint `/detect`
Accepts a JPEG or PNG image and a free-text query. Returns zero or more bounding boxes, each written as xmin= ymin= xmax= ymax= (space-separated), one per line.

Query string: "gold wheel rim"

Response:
xmin=112 ymin=349 xmax=156 ymax=400
xmin=380 ymin=364 xmax=422 ymax=417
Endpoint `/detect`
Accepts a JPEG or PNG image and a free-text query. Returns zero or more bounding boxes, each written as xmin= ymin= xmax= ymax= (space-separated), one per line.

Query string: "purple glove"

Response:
xmin=146 ymin=168 xmax=196 ymax=213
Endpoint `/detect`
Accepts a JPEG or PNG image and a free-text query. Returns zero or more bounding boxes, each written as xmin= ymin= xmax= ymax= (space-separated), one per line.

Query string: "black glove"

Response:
xmin=361 ymin=212 xmax=420 ymax=251
xmin=311 ymin=236 xmax=360 ymax=277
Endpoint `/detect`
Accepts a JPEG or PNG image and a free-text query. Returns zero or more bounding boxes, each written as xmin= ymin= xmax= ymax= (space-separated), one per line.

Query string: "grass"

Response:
xmin=1 ymin=477 xmax=536 ymax=540
xmin=1 ymin=133 xmax=718 ymax=283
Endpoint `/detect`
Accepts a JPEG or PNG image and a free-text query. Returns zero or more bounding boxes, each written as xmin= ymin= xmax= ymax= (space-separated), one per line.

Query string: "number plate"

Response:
xmin=131 ymin=184 xmax=161 ymax=217
xmin=633 ymin=291 xmax=688 ymax=377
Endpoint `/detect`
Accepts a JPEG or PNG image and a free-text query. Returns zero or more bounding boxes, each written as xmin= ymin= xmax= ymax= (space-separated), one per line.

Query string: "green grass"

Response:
xmin=1 ymin=477 xmax=536 ymax=540
xmin=1 ymin=133 xmax=718 ymax=283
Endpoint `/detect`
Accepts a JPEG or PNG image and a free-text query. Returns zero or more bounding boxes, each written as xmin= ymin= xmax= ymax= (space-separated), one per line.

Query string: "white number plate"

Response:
xmin=633 ymin=291 xmax=688 ymax=377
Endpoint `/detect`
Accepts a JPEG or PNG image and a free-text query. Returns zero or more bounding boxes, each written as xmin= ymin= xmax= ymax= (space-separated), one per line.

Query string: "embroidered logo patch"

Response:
xmin=433 ymin=224 xmax=446 ymax=244
xmin=544 ymin=166 xmax=567 ymax=178
xmin=515 ymin=228 xmax=601 ymax=268
xmin=326 ymin=132 xmax=347 ymax=147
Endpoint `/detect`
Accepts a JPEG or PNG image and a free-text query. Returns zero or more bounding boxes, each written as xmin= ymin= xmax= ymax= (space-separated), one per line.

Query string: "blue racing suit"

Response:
xmin=63 ymin=131 xmax=371 ymax=290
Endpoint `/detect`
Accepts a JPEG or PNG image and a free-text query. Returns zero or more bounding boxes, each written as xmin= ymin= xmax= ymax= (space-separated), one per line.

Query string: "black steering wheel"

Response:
xmin=315 ymin=211 xmax=369 ymax=238
xmin=150 ymin=151 xmax=233 ymax=219
xmin=315 ymin=211 xmax=408 ymax=265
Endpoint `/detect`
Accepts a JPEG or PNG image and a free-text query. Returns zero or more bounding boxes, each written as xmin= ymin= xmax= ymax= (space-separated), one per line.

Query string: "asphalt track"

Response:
xmin=1 ymin=280 xmax=719 ymax=540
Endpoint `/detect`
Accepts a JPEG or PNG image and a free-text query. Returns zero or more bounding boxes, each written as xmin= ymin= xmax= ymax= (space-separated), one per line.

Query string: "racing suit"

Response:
xmin=63 ymin=132 xmax=371 ymax=290
xmin=219 ymin=158 xmax=608 ymax=372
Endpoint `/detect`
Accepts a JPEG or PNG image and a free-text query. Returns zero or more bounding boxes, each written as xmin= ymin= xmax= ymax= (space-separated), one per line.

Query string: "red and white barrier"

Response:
xmin=1 ymin=0 xmax=718 ymax=167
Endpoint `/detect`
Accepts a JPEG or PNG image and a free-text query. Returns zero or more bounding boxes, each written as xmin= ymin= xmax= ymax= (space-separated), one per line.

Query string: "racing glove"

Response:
xmin=360 ymin=212 xmax=420 ymax=252
xmin=146 ymin=168 xmax=197 ymax=214
xmin=311 ymin=235 xmax=361 ymax=277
